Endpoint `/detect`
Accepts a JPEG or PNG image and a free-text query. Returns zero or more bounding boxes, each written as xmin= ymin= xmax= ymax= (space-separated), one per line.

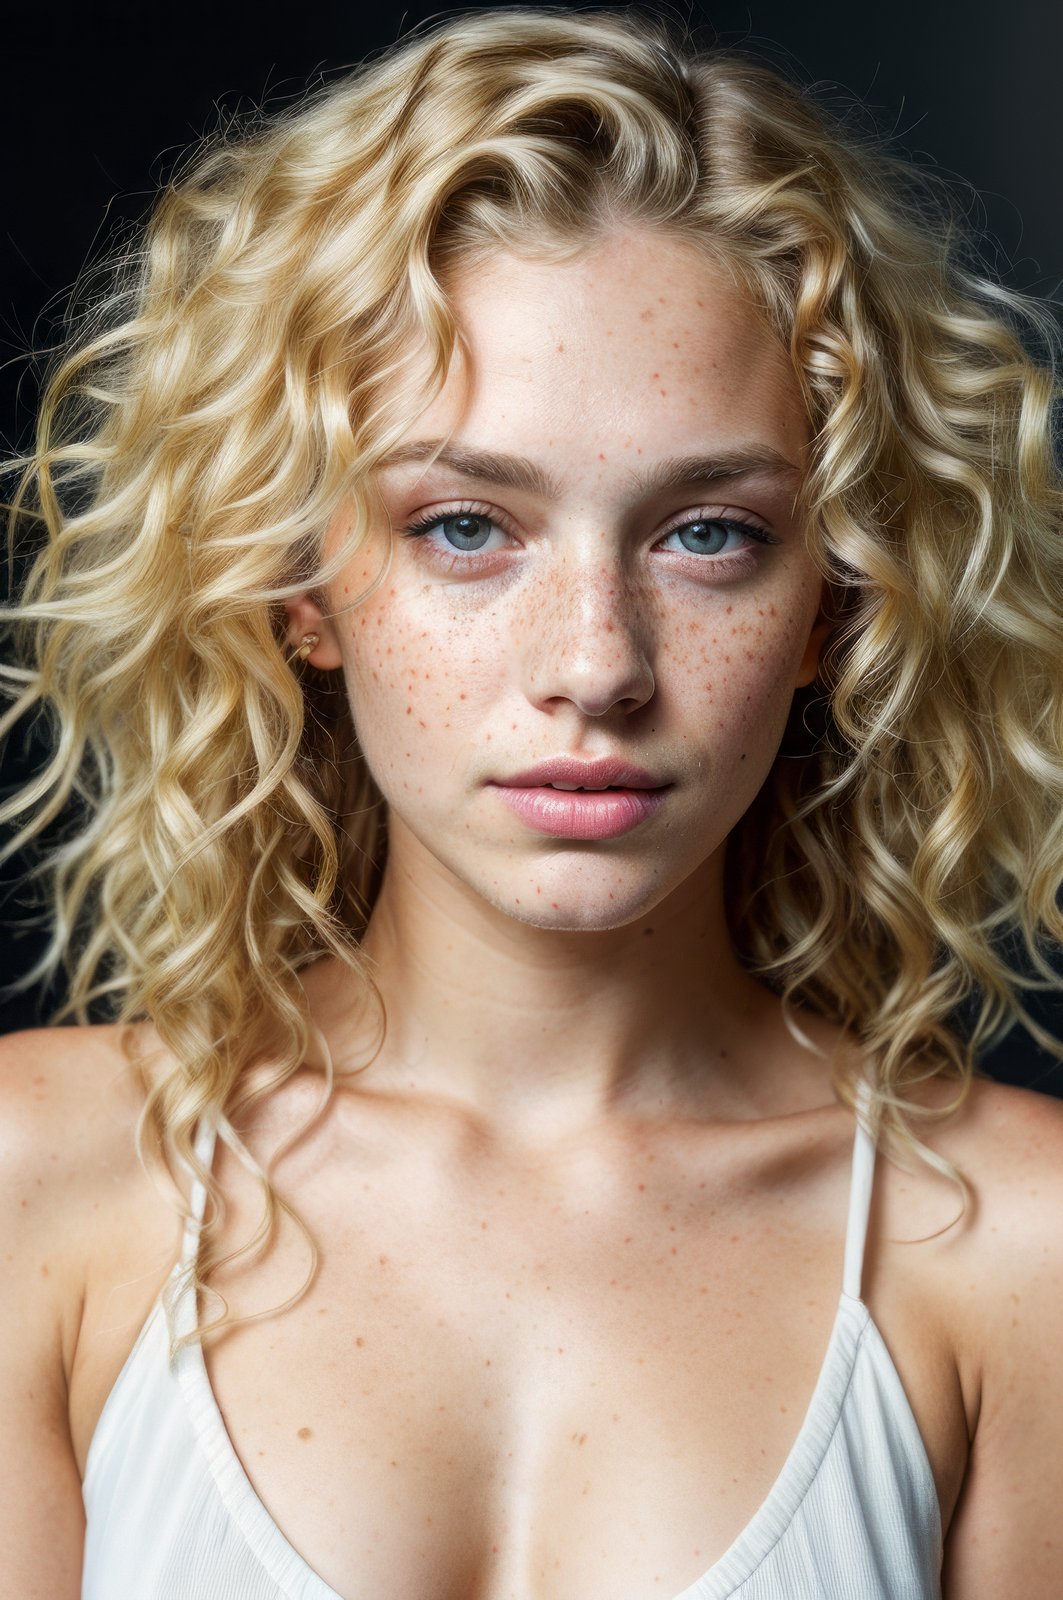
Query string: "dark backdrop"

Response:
xmin=2 ymin=0 xmax=1061 ymax=1093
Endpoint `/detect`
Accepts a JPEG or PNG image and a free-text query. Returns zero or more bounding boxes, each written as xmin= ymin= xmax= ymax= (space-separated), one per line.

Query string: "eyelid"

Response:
xmin=400 ymin=499 xmax=518 ymax=541
xmin=655 ymin=507 xmax=780 ymax=546
xmin=401 ymin=500 xmax=779 ymax=542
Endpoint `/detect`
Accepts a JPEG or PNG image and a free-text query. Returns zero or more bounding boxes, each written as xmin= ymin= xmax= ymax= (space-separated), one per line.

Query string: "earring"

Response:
xmin=291 ymin=631 xmax=320 ymax=663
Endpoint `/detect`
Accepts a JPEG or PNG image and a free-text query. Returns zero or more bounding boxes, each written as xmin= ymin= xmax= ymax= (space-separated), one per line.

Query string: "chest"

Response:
xmin=75 ymin=1121 xmax=966 ymax=1600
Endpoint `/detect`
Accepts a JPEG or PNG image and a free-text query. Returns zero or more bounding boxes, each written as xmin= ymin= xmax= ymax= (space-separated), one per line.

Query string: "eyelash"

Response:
xmin=400 ymin=501 xmax=780 ymax=574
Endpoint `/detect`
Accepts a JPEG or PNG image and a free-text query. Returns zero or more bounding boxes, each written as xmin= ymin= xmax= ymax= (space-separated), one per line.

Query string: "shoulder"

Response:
xmin=927 ymin=1071 xmax=1063 ymax=1243
xmin=913 ymin=1075 xmax=1063 ymax=1595
xmin=0 ymin=1019 xmax=185 ymax=1588
xmin=0 ymin=1020 xmax=180 ymax=1375
xmin=895 ymin=1071 xmax=1063 ymax=1299
xmin=944 ymin=1071 xmax=1063 ymax=1342
xmin=0 ymin=1018 xmax=162 ymax=1189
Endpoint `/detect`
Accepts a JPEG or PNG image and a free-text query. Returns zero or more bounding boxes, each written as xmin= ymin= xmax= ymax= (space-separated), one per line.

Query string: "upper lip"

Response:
xmin=492 ymin=757 xmax=669 ymax=789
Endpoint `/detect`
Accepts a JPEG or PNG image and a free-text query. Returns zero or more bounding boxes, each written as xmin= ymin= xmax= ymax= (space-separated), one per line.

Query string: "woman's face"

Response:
xmin=310 ymin=230 xmax=829 ymax=932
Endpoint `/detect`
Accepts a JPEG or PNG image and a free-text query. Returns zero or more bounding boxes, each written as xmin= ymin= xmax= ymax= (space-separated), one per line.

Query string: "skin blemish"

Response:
xmin=297 ymin=1426 xmax=313 ymax=1440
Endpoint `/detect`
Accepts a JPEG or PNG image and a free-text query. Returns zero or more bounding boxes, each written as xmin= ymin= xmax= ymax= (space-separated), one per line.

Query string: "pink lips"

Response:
xmin=490 ymin=756 xmax=671 ymax=840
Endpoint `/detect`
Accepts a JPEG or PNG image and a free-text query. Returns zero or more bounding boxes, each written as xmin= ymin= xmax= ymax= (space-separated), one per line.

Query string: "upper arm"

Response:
xmin=0 ymin=1028 xmax=89 ymax=1598
xmin=941 ymin=1084 xmax=1063 ymax=1598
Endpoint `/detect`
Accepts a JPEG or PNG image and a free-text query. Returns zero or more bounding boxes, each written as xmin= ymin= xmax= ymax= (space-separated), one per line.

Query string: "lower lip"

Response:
xmin=491 ymin=785 xmax=669 ymax=840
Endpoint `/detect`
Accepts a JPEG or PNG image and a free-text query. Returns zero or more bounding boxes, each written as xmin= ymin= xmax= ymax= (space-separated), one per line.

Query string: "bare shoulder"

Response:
xmin=0 ymin=1018 xmax=168 ymax=1188
xmin=915 ymin=1074 xmax=1063 ymax=1597
xmin=893 ymin=1071 xmax=1063 ymax=1297
xmin=945 ymin=1070 xmax=1063 ymax=1342
xmin=0 ymin=1019 xmax=183 ymax=1375
xmin=0 ymin=1019 xmax=179 ymax=1594
xmin=927 ymin=1071 xmax=1063 ymax=1241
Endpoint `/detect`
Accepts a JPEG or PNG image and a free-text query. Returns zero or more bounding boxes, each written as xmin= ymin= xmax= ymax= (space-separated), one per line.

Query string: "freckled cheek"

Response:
xmin=340 ymin=603 xmax=494 ymax=794
xmin=665 ymin=606 xmax=807 ymax=750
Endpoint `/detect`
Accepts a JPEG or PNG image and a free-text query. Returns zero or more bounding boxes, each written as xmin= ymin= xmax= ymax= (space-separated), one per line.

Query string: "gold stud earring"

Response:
xmin=291 ymin=631 xmax=320 ymax=663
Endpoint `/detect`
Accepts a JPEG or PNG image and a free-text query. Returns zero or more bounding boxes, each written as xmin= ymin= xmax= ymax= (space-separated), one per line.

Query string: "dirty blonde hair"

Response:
xmin=3 ymin=7 xmax=1061 ymax=1348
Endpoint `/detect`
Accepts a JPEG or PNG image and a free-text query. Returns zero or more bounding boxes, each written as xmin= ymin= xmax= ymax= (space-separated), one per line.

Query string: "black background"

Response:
xmin=2 ymin=0 xmax=1061 ymax=1093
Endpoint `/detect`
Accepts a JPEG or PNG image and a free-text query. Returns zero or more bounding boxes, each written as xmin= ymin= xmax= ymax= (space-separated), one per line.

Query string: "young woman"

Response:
xmin=2 ymin=10 xmax=1062 ymax=1598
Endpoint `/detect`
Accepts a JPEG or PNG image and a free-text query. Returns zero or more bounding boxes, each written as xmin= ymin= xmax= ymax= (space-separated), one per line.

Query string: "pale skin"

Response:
xmin=3 ymin=230 xmax=1063 ymax=1598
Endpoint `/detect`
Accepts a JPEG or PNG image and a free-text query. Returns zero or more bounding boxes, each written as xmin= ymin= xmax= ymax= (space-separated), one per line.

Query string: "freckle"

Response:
xmin=556 ymin=341 xmax=564 ymax=352
xmin=405 ymin=705 xmax=412 ymax=715
xmin=638 ymin=1183 xmax=646 ymax=1191
xmin=297 ymin=1426 xmax=313 ymax=1439
xmin=659 ymin=389 xmax=667 ymax=397
xmin=41 ymin=1263 xmax=49 ymax=1276
xmin=459 ymin=692 xmax=466 ymax=700
xmin=643 ymin=926 xmax=653 ymax=935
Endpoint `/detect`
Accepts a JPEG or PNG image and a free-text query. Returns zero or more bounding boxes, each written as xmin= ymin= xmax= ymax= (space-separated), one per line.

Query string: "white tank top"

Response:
xmin=81 ymin=1091 xmax=944 ymax=1598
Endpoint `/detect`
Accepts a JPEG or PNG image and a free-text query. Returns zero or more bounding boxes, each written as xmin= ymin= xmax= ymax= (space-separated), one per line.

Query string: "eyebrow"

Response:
xmin=377 ymin=440 xmax=803 ymax=499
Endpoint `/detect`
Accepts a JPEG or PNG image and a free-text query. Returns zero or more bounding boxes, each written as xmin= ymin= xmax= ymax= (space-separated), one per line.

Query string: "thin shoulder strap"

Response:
xmin=179 ymin=1111 xmax=220 ymax=1269
xmin=842 ymin=1078 xmax=877 ymax=1302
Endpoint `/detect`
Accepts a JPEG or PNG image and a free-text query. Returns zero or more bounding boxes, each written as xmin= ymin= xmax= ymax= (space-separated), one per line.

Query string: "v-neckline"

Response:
xmin=172 ymin=1276 xmax=877 ymax=1600
xmin=164 ymin=1088 xmax=929 ymax=1600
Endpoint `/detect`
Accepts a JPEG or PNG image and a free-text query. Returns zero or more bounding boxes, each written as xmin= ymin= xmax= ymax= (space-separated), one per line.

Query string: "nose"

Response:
xmin=522 ymin=544 xmax=656 ymax=718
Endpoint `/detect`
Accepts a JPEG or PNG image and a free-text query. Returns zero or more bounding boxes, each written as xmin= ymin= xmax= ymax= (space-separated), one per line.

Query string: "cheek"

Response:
xmin=669 ymin=592 xmax=805 ymax=699
xmin=340 ymin=589 xmax=505 ymax=798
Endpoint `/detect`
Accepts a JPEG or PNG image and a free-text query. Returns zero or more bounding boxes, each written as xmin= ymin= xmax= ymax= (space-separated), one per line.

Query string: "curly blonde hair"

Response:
xmin=3 ymin=7 xmax=1062 ymax=1350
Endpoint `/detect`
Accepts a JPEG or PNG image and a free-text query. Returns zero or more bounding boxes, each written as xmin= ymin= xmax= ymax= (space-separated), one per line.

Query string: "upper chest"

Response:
xmin=72 ymin=1101 xmax=969 ymax=1600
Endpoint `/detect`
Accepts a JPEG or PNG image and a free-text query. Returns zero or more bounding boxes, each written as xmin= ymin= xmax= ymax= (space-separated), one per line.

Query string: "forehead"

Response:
xmin=411 ymin=231 xmax=809 ymax=472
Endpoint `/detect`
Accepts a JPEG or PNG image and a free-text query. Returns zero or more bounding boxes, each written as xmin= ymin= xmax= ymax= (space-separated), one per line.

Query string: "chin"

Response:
xmin=486 ymin=872 xmax=678 ymax=934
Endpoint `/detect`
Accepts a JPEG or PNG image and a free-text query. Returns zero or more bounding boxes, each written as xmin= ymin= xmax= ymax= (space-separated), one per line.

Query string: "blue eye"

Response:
xmin=439 ymin=513 xmax=493 ymax=550
xmin=660 ymin=517 xmax=774 ymax=556
xmin=402 ymin=510 xmax=501 ymax=554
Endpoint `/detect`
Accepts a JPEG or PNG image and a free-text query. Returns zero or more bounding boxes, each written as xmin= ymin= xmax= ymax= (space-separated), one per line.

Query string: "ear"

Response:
xmin=282 ymin=589 xmax=345 ymax=670
xmin=793 ymin=580 xmax=836 ymax=690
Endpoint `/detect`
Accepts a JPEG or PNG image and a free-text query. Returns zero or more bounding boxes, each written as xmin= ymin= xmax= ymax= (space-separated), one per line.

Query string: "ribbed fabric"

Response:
xmin=82 ymin=1086 xmax=943 ymax=1599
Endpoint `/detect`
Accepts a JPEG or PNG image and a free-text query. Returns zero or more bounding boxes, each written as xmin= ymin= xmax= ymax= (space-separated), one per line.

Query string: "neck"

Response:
xmin=306 ymin=826 xmax=837 ymax=1143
